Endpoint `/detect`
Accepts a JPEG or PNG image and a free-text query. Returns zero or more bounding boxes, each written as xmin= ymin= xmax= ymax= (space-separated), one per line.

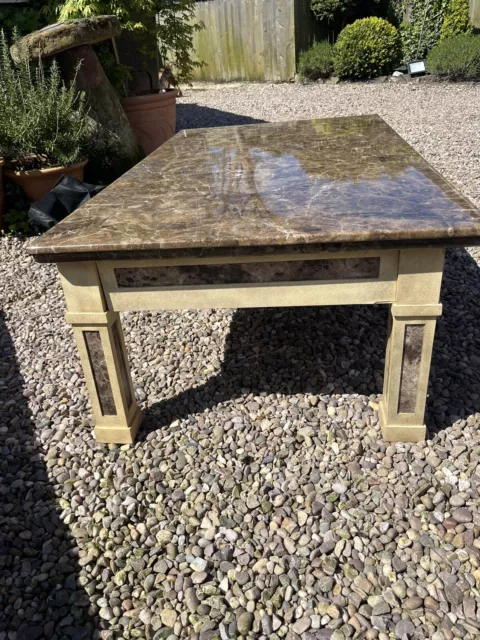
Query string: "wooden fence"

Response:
xmin=471 ymin=0 xmax=480 ymax=26
xmin=191 ymin=0 xmax=324 ymax=82
xmin=191 ymin=0 xmax=480 ymax=82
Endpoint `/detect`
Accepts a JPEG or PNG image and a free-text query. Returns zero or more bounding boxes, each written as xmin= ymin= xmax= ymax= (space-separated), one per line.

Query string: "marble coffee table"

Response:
xmin=29 ymin=115 xmax=480 ymax=444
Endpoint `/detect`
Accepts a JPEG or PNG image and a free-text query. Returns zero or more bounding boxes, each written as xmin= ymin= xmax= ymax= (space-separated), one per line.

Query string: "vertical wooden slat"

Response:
xmin=262 ymin=0 xmax=273 ymax=80
xmin=470 ymin=0 xmax=480 ymax=27
xmin=233 ymin=0 xmax=243 ymax=79
xmin=256 ymin=0 xmax=265 ymax=80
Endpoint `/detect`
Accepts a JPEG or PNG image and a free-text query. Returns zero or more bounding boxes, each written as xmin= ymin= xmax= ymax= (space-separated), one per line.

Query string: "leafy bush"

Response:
xmin=440 ymin=0 xmax=472 ymax=40
xmin=401 ymin=0 xmax=449 ymax=62
xmin=427 ymin=34 xmax=480 ymax=79
xmin=333 ymin=17 xmax=402 ymax=78
xmin=56 ymin=0 xmax=203 ymax=84
xmin=298 ymin=41 xmax=334 ymax=79
xmin=310 ymin=0 xmax=392 ymax=23
xmin=1 ymin=179 xmax=31 ymax=236
xmin=311 ymin=0 xmax=355 ymax=22
xmin=0 ymin=0 xmax=54 ymax=37
xmin=2 ymin=209 xmax=30 ymax=235
xmin=95 ymin=41 xmax=131 ymax=96
xmin=0 ymin=30 xmax=93 ymax=170
xmin=310 ymin=0 xmax=396 ymax=41
xmin=400 ymin=0 xmax=472 ymax=62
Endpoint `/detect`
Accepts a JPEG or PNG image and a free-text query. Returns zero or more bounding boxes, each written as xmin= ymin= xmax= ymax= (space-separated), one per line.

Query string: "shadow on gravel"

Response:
xmin=142 ymin=301 xmax=389 ymax=437
xmin=176 ymin=103 xmax=266 ymax=130
xmin=141 ymin=248 xmax=480 ymax=440
xmin=0 ymin=312 xmax=97 ymax=640
xmin=428 ymin=248 xmax=480 ymax=432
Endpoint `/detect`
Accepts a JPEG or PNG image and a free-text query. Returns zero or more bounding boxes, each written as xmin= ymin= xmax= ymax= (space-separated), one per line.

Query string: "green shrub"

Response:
xmin=0 ymin=0 xmax=56 ymax=37
xmin=2 ymin=209 xmax=30 ymax=235
xmin=310 ymin=0 xmax=393 ymax=23
xmin=95 ymin=42 xmax=132 ymax=97
xmin=440 ymin=0 xmax=472 ymax=40
xmin=333 ymin=17 xmax=402 ymax=78
xmin=427 ymin=34 xmax=480 ymax=79
xmin=401 ymin=0 xmax=449 ymax=62
xmin=298 ymin=41 xmax=334 ymax=79
xmin=56 ymin=0 xmax=203 ymax=85
xmin=311 ymin=0 xmax=350 ymax=21
xmin=0 ymin=30 xmax=93 ymax=170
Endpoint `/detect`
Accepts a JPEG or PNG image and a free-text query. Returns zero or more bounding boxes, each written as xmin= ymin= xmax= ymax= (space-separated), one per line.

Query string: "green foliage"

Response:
xmin=55 ymin=0 xmax=203 ymax=84
xmin=400 ymin=0 xmax=449 ymax=62
xmin=310 ymin=0 xmax=392 ymax=23
xmin=440 ymin=0 xmax=472 ymax=40
xmin=311 ymin=0 xmax=355 ymax=22
xmin=298 ymin=41 xmax=334 ymax=79
xmin=2 ymin=209 xmax=30 ymax=236
xmin=390 ymin=0 xmax=408 ymax=23
xmin=399 ymin=0 xmax=473 ymax=63
xmin=427 ymin=33 xmax=480 ymax=78
xmin=0 ymin=8 xmax=41 ymax=36
xmin=1 ymin=179 xmax=32 ymax=236
xmin=333 ymin=17 xmax=402 ymax=78
xmin=0 ymin=0 xmax=56 ymax=37
xmin=95 ymin=42 xmax=131 ymax=97
xmin=0 ymin=30 xmax=93 ymax=170
xmin=310 ymin=0 xmax=397 ymax=42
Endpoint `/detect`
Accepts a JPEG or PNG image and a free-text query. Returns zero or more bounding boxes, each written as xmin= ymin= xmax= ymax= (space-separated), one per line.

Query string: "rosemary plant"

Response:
xmin=0 ymin=30 xmax=93 ymax=170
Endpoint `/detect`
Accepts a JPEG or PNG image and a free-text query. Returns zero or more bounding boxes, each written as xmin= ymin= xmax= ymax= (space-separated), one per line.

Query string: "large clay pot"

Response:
xmin=121 ymin=90 xmax=177 ymax=156
xmin=0 ymin=158 xmax=5 ymax=229
xmin=5 ymin=159 xmax=88 ymax=202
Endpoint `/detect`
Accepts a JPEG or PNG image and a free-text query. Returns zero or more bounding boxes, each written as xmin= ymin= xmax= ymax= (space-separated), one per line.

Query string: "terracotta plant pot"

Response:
xmin=5 ymin=159 xmax=88 ymax=202
xmin=121 ymin=90 xmax=177 ymax=156
xmin=0 ymin=158 xmax=5 ymax=229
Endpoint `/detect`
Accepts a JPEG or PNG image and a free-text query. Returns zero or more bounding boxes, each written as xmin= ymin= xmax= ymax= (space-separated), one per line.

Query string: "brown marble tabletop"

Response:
xmin=28 ymin=115 xmax=480 ymax=263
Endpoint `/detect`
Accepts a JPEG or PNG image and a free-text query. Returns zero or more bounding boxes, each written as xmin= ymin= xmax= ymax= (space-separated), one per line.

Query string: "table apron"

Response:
xmin=95 ymin=250 xmax=399 ymax=311
xmin=56 ymin=247 xmax=446 ymax=444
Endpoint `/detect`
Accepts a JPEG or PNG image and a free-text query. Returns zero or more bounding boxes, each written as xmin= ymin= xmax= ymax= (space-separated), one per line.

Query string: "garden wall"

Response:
xmin=191 ymin=0 xmax=325 ymax=82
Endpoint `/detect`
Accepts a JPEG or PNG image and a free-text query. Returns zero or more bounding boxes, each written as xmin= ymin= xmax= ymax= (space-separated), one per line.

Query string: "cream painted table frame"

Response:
xmin=58 ymin=245 xmax=444 ymax=445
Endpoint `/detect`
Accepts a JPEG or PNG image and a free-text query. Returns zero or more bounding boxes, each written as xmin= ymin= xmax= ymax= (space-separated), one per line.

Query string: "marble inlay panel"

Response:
xmin=398 ymin=324 xmax=424 ymax=414
xmin=111 ymin=322 xmax=133 ymax=409
xmin=115 ymin=257 xmax=380 ymax=287
xmin=28 ymin=115 xmax=480 ymax=263
xmin=84 ymin=331 xmax=116 ymax=416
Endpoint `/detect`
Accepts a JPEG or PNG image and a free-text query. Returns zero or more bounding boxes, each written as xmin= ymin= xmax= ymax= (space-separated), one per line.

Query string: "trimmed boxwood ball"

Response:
xmin=298 ymin=41 xmax=334 ymax=80
xmin=333 ymin=17 xmax=402 ymax=79
xmin=427 ymin=34 xmax=480 ymax=80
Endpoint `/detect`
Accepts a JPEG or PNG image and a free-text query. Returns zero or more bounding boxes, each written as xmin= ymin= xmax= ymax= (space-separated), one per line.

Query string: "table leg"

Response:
xmin=59 ymin=263 xmax=142 ymax=444
xmin=379 ymin=248 xmax=445 ymax=442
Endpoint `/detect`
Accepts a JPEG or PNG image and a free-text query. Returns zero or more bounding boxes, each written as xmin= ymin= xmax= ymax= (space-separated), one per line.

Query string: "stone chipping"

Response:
xmin=1 ymin=82 xmax=480 ymax=640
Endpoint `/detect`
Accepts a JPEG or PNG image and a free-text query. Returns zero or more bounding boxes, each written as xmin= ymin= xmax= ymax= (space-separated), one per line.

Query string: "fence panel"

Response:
xmin=471 ymin=0 xmax=480 ymax=27
xmin=192 ymin=0 xmax=296 ymax=82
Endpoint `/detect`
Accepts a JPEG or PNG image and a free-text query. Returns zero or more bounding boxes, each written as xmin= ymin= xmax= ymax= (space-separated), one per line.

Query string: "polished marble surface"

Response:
xmin=114 ymin=257 xmax=380 ymax=287
xmin=83 ymin=331 xmax=116 ymax=415
xmin=29 ymin=115 xmax=480 ymax=262
xmin=398 ymin=324 xmax=424 ymax=414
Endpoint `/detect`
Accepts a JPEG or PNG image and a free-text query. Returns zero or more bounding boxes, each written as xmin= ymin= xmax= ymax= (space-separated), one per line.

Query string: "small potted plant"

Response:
xmin=0 ymin=30 xmax=94 ymax=201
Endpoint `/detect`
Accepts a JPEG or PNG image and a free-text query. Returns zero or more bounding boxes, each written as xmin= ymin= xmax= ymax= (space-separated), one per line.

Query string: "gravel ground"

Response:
xmin=1 ymin=83 xmax=480 ymax=640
